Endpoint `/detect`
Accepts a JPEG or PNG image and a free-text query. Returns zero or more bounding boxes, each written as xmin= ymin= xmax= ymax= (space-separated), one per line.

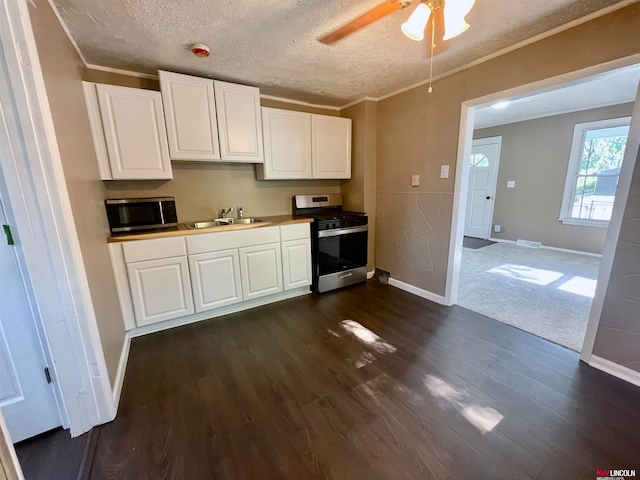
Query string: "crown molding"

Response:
xmin=259 ymin=94 xmax=340 ymax=111
xmin=85 ymin=63 xmax=159 ymax=81
xmin=339 ymin=97 xmax=378 ymax=110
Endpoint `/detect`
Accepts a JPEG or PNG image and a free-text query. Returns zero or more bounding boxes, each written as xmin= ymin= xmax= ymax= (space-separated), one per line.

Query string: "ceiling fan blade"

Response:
xmin=318 ymin=0 xmax=409 ymax=45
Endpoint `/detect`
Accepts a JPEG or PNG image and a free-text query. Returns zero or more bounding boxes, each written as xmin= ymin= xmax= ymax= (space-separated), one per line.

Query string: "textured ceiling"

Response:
xmin=52 ymin=0 xmax=635 ymax=106
xmin=474 ymin=64 xmax=640 ymax=129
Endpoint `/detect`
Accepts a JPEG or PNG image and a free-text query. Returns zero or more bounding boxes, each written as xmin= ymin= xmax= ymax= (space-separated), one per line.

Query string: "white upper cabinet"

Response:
xmin=312 ymin=115 xmax=352 ymax=179
xmin=214 ymin=80 xmax=264 ymax=163
xmin=91 ymin=83 xmax=172 ymax=180
xmin=159 ymin=70 xmax=220 ymax=162
xmin=257 ymin=107 xmax=312 ymax=179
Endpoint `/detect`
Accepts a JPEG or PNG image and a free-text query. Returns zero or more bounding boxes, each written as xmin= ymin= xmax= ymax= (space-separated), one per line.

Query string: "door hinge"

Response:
xmin=3 ymin=225 xmax=14 ymax=245
xmin=44 ymin=367 xmax=52 ymax=384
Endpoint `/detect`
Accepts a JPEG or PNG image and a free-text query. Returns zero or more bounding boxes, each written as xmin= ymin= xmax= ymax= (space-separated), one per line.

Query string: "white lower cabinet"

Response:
xmin=189 ymin=249 xmax=243 ymax=313
xmin=127 ymin=256 xmax=194 ymax=327
xmin=281 ymin=238 xmax=312 ymax=290
xmin=239 ymin=243 xmax=283 ymax=301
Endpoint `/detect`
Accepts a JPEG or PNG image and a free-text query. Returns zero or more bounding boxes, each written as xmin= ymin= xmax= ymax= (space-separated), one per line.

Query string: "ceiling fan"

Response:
xmin=318 ymin=0 xmax=475 ymax=93
xmin=318 ymin=0 xmax=475 ymax=47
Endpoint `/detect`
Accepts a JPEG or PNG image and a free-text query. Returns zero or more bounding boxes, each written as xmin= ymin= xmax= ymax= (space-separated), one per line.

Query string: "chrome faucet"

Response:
xmin=220 ymin=207 xmax=234 ymax=218
xmin=238 ymin=207 xmax=243 ymax=219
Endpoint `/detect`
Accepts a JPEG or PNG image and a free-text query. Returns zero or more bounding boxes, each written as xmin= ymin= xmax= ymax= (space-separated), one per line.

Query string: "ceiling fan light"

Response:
xmin=401 ymin=2 xmax=432 ymax=42
xmin=443 ymin=0 xmax=474 ymax=40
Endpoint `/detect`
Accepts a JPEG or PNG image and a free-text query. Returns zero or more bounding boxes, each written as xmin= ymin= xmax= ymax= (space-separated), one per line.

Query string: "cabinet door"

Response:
xmin=96 ymin=84 xmax=172 ymax=179
xmin=214 ymin=80 xmax=264 ymax=163
xmin=311 ymin=114 xmax=352 ymax=179
xmin=127 ymin=257 xmax=194 ymax=327
xmin=189 ymin=249 xmax=242 ymax=313
xmin=159 ymin=71 xmax=220 ymax=161
xmin=239 ymin=243 xmax=283 ymax=301
xmin=260 ymin=107 xmax=311 ymax=179
xmin=281 ymin=239 xmax=312 ymax=290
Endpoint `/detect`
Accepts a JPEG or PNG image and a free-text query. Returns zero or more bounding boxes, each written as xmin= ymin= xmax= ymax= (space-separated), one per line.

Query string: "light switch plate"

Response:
xmin=507 ymin=181 xmax=515 ymax=188
xmin=494 ymin=225 xmax=501 ymax=233
xmin=440 ymin=165 xmax=450 ymax=179
xmin=411 ymin=175 xmax=420 ymax=187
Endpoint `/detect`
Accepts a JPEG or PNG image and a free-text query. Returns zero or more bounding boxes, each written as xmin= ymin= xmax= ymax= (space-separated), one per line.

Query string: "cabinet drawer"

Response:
xmin=186 ymin=226 xmax=280 ymax=255
xmin=280 ymin=223 xmax=310 ymax=241
xmin=122 ymin=236 xmax=186 ymax=263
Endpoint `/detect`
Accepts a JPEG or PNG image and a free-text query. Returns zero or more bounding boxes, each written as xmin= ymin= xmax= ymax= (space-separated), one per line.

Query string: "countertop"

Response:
xmin=107 ymin=215 xmax=313 ymax=243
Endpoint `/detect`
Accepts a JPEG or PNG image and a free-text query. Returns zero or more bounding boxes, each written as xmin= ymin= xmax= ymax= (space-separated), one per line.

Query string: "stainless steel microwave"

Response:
xmin=105 ymin=197 xmax=178 ymax=233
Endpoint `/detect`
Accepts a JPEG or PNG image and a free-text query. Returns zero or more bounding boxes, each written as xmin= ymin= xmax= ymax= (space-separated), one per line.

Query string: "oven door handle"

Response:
xmin=318 ymin=225 xmax=368 ymax=238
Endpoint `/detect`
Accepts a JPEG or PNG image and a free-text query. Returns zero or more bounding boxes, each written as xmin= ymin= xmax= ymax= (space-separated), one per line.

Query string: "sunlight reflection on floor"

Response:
xmin=487 ymin=264 xmax=564 ymax=285
xmin=557 ymin=276 xmax=597 ymax=298
xmin=340 ymin=320 xmax=397 ymax=354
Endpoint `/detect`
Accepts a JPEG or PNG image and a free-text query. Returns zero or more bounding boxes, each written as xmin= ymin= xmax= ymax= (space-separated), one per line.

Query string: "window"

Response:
xmin=560 ymin=117 xmax=631 ymax=227
xmin=470 ymin=153 xmax=489 ymax=167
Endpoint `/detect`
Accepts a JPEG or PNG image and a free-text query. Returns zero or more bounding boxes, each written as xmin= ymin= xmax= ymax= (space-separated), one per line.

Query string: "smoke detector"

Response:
xmin=191 ymin=44 xmax=210 ymax=58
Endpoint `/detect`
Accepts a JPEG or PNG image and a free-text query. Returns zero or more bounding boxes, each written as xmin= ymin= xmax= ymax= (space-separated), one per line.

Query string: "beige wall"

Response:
xmin=28 ymin=0 xmax=126 ymax=386
xmin=375 ymin=4 xmax=640 ymax=296
xmin=341 ymin=100 xmax=377 ymax=269
xmin=592 ymin=143 xmax=640 ymax=374
xmin=474 ymin=103 xmax=634 ymax=254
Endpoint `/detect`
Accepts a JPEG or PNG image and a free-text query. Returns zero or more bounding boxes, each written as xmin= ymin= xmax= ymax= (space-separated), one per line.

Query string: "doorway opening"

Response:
xmin=449 ymin=61 xmax=640 ymax=355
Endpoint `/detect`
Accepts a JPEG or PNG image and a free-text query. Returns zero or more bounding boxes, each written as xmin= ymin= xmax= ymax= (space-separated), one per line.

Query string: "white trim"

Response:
xmin=339 ymin=97 xmax=378 ymax=110
xmin=367 ymin=270 xmax=375 ymax=280
xmin=388 ymin=278 xmax=448 ymax=306
xmin=581 ymin=81 xmax=640 ymax=363
xmin=466 ymin=136 xmax=502 ymax=240
xmin=108 ymin=243 xmax=137 ymax=331
xmin=112 ymin=332 xmax=131 ymax=409
xmin=259 ymin=94 xmax=340 ymax=111
xmin=130 ymin=287 xmax=311 ymax=338
xmin=86 ymin=63 xmax=159 ymax=81
xmin=45 ymin=0 xmax=88 ymax=67
xmin=1 ymin=0 xmax=114 ymax=435
xmin=487 ymin=237 xmax=603 ymax=258
xmin=559 ymin=116 xmax=631 ymax=226
xmin=559 ymin=218 xmax=609 ymax=228
xmin=589 ymin=355 xmax=640 ymax=387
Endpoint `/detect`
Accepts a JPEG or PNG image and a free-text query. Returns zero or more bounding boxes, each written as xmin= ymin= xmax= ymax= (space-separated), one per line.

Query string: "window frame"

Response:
xmin=559 ymin=116 xmax=631 ymax=228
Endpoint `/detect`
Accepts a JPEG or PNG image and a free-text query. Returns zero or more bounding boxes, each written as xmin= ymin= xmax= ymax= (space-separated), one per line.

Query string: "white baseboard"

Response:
xmin=112 ymin=331 xmax=131 ymax=415
xmin=367 ymin=270 xmax=375 ymax=280
xmin=488 ymin=237 xmax=602 ymax=258
xmin=130 ymin=287 xmax=311 ymax=338
xmin=589 ymin=355 xmax=640 ymax=388
xmin=388 ymin=278 xmax=448 ymax=305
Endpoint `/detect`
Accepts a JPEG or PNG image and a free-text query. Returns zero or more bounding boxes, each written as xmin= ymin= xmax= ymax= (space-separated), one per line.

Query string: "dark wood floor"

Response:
xmin=15 ymin=427 xmax=89 ymax=480
xmin=86 ymin=281 xmax=640 ymax=479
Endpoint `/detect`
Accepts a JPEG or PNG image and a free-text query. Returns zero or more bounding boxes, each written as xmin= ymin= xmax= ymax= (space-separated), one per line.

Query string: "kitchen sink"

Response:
xmin=184 ymin=218 xmax=262 ymax=229
xmin=234 ymin=218 xmax=262 ymax=224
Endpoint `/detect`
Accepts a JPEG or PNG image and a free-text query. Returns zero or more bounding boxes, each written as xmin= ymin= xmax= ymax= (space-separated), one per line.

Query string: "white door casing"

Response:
xmin=0 ymin=200 xmax=61 ymax=443
xmin=127 ymin=257 xmax=195 ymax=327
xmin=464 ymin=137 xmax=501 ymax=239
xmin=213 ymin=80 xmax=264 ymax=163
xmin=239 ymin=243 xmax=283 ymax=300
xmin=261 ymin=108 xmax=312 ymax=179
xmin=281 ymin=239 xmax=312 ymax=290
xmin=159 ymin=71 xmax=220 ymax=161
xmin=96 ymin=84 xmax=172 ymax=179
xmin=189 ymin=249 xmax=243 ymax=313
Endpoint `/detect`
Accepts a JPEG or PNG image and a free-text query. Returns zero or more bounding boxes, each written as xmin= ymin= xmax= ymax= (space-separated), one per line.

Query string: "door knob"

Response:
xmin=486 ymin=196 xmax=491 ymax=200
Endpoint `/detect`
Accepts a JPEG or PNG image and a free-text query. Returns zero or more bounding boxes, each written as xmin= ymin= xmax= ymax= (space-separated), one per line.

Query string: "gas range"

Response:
xmin=293 ymin=194 xmax=368 ymax=293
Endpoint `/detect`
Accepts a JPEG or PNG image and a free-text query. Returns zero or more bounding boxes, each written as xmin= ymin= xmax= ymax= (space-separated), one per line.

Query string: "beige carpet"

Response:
xmin=458 ymin=242 xmax=601 ymax=351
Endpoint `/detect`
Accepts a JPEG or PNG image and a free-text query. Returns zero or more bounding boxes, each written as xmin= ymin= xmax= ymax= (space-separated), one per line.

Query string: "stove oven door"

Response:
xmin=315 ymin=225 xmax=368 ymax=292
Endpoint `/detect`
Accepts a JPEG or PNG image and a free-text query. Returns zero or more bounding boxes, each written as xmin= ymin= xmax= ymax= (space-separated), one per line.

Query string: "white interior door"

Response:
xmin=0 ymin=199 xmax=61 ymax=443
xmin=464 ymin=137 xmax=501 ymax=239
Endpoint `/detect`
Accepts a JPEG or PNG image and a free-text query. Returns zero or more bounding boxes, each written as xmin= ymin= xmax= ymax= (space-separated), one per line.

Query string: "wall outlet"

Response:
xmin=494 ymin=225 xmax=501 ymax=233
xmin=411 ymin=175 xmax=420 ymax=186
xmin=440 ymin=165 xmax=450 ymax=179
xmin=507 ymin=181 xmax=515 ymax=188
